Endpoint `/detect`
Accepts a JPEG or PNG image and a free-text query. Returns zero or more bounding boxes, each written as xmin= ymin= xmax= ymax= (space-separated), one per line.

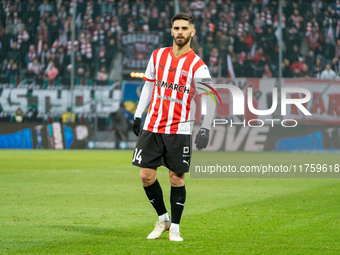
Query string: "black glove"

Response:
xmin=195 ymin=128 xmax=210 ymax=150
xmin=133 ymin=117 xmax=141 ymax=136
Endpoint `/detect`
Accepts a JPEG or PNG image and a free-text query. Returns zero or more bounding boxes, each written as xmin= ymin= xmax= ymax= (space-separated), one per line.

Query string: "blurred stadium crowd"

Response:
xmin=1 ymin=0 xmax=340 ymax=84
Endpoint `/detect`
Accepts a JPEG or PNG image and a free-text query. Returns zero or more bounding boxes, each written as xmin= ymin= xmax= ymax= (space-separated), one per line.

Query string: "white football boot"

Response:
xmin=147 ymin=221 xmax=171 ymax=239
xmin=169 ymin=230 xmax=183 ymax=241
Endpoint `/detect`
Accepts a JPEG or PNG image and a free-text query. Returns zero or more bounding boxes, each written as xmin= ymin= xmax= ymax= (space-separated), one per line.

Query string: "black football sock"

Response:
xmin=170 ymin=185 xmax=186 ymax=224
xmin=143 ymin=179 xmax=167 ymax=216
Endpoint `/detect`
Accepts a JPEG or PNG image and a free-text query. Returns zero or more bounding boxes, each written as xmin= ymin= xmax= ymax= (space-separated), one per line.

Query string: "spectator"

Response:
xmin=18 ymin=26 xmax=30 ymax=64
xmin=64 ymin=16 xmax=74 ymax=38
xmin=320 ymin=63 xmax=336 ymax=79
xmin=38 ymin=42 xmax=51 ymax=68
xmin=234 ymin=35 xmax=248 ymax=54
xmin=4 ymin=59 xmax=15 ymax=75
xmin=332 ymin=57 xmax=340 ymax=75
xmin=253 ymin=12 xmax=264 ymax=40
xmin=14 ymin=0 xmax=25 ymax=19
xmin=26 ymin=17 xmax=37 ymax=46
xmin=285 ymin=25 xmax=301 ymax=53
xmin=105 ymin=38 xmax=116 ymax=69
xmin=313 ymin=57 xmax=324 ymax=78
xmin=158 ymin=12 xmax=171 ymax=44
xmin=262 ymin=64 xmax=272 ymax=78
xmin=265 ymin=27 xmax=277 ymax=56
xmin=127 ymin=18 xmax=136 ymax=32
xmin=37 ymin=21 xmax=49 ymax=44
xmin=253 ymin=47 xmax=270 ymax=64
xmin=211 ymin=65 xmax=219 ymax=78
xmin=27 ymin=58 xmax=43 ymax=80
xmin=306 ymin=26 xmax=323 ymax=55
xmin=36 ymin=34 xmax=45 ymax=57
xmin=254 ymin=55 xmax=269 ymax=77
xmin=96 ymin=66 xmax=109 ymax=81
xmin=242 ymin=31 xmax=254 ymax=51
xmin=58 ymin=5 xmax=68 ymax=25
xmin=111 ymin=15 xmax=122 ymax=34
xmin=49 ymin=52 xmax=61 ymax=73
xmin=142 ymin=17 xmax=150 ymax=32
xmin=1 ymin=29 xmax=13 ymax=61
xmin=197 ymin=46 xmax=204 ymax=60
xmin=98 ymin=45 xmax=107 ymax=69
xmin=148 ymin=1 xmax=159 ymax=31
xmin=104 ymin=30 xmax=115 ymax=48
xmin=5 ymin=62 xmax=20 ymax=78
xmin=57 ymin=27 xmax=68 ymax=47
xmin=282 ymin=58 xmax=292 ymax=78
xmin=5 ymin=18 xmax=15 ymax=36
xmin=26 ymin=4 xmax=39 ymax=25
xmin=75 ymin=55 xmax=87 ymax=78
xmin=24 ymin=44 xmax=37 ymax=67
xmin=221 ymin=6 xmax=235 ymax=28
xmin=242 ymin=54 xmax=255 ymax=78
xmin=289 ymin=9 xmax=303 ymax=31
xmin=45 ymin=60 xmax=59 ymax=80
xmin=217 ymin=15 xmax=228 ymax=35
xmin=320 ymin=37 xmax=335 ymax=64
xmin=191 ymin=36 xmax=201 ymax=54
xmin=8 ymin=42 xmax=21 ymax=64
xmin=13 ymin=18 xmax=26 ymax=35
xmin=56 ymin=46 xmax=67 ymax=76
xmin=300 ymin=63 xmax=311 ymax=78
xmin=62 ymin=64 xmax=72 ymax=86
xmin=38 ymin=0 xmax=53 ymax=18
xmin=306 ymin=17 xmax=320 ymax=37
xmin=49 ymin=13 xmax=61 ymax=45
xmin=203 ymin=34 xmax=217 ymax=63
xmin=305 ymin=50 xmax=315 ymax=75
xmin=287 ymin=45 xmax=302 ymax=64
xmin=216 ymin=34 xmax=230 ymax=52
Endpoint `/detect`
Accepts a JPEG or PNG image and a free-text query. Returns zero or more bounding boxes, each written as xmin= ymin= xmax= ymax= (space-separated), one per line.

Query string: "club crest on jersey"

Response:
xmin=180 ymin=70 xmax=188 ymax=78
xmin=156 ymin=80 xmax=190 ymax=94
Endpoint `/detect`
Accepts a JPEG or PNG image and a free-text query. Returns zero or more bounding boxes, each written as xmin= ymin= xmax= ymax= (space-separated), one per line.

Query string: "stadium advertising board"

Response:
xmin=0 ymin=123 xmax=90 ymax=149
xmin=120 ymin=32 xmax=163 ymax=71
xmin=0 ymin=84 xmax=121 ymax=121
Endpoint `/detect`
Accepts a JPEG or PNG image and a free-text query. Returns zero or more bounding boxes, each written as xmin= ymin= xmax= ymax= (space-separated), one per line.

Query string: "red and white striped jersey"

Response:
xmin=142 ymin=47 xmax=211 ymax=135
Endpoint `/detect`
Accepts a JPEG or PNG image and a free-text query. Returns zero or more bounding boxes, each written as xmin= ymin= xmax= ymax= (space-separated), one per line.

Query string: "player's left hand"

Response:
xmin=195 ymin=128 xmax=210 ymax=150
xmin=133 ymin=117 xmax=141 ymax=136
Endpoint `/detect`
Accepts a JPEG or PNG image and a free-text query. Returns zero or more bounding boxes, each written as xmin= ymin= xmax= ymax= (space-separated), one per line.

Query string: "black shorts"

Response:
xmin=132 ymin=130 xmax=192 ymax=173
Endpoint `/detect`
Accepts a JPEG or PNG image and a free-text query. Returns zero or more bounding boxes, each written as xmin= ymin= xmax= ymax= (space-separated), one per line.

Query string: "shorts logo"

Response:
xmin=183 ymin=160 xmax=190 ymax=166
xmin=183 ymin=147 xmax=189 ymax=153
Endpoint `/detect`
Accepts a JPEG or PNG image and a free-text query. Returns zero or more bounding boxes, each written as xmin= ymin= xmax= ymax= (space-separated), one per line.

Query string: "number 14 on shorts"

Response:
xmin=133 ymin=148 xmax=143 ymax=164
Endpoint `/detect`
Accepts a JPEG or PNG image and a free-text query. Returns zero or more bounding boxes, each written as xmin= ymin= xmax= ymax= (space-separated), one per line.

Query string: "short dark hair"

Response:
xmin=171 ymin=13 xmax=195 ymax=26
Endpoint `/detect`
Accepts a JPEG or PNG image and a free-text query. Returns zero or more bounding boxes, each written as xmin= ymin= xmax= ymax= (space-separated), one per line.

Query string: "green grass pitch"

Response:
xmin=0 ymin=150 xmax=339 ymax=254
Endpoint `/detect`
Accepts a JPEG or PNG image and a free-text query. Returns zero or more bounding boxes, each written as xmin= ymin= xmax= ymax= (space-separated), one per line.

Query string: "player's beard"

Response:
xmin=174 ymin=34 xmax=191 ymax=49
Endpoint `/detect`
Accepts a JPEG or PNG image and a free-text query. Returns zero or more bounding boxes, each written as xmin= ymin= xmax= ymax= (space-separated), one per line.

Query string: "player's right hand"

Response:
xmin=133 ymin=117 xmax=141 ymax=136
